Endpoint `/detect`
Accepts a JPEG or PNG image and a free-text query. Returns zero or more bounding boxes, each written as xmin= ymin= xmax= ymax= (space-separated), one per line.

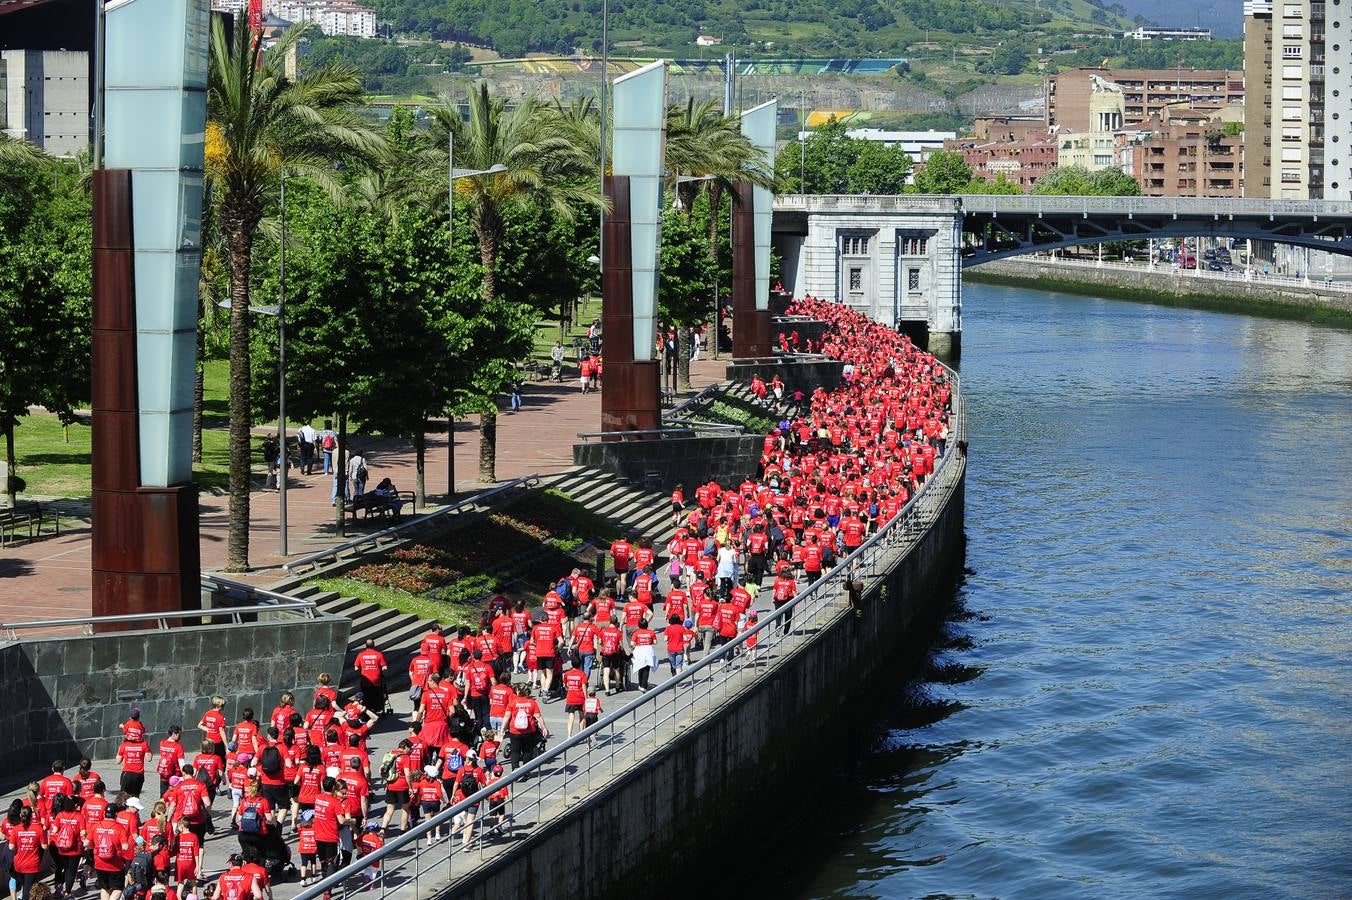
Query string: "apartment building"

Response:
xmin=1129 ymin=110 xmax=1245 ymax=197
xmin=0 ymin=49 xmax=88 ymax=157
xmin=1045 ymin=67 xmax=1244 ymax=131
xmin=1243 ymin=0 xmax=1348 ymax=200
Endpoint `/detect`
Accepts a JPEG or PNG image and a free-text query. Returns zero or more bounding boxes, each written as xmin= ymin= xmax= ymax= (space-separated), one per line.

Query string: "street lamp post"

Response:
xmin=445 ymin=127 xmax=505 ymax=501
xmin=277 ymin=172 xmax=288 ymax=556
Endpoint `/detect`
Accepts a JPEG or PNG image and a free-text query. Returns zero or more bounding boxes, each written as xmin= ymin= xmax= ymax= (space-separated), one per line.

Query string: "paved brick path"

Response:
xmin=0 ymin=359 xmax=727 ymax=621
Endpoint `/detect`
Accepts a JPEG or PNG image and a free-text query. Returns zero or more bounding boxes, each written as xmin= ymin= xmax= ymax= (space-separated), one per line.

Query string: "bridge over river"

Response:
xmin=772 ymin=194 xmax=1352 ymax=357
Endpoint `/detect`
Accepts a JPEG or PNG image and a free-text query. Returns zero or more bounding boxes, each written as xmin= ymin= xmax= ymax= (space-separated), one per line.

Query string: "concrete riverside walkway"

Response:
xmin=0 ymin=358 xmax=729 ymax=621
xmin=0 ymin=551 xmax=817 ymax=898
xmin=0 ymin=423 xmax=965 ymax=900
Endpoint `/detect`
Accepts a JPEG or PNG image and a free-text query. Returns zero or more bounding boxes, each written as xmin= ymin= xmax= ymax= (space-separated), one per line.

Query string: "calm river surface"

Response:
xmin=765 ymin=283 xmax=1352 ymax=898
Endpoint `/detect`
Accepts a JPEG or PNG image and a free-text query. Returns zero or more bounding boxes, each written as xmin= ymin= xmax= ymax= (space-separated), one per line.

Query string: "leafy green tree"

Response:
xmin=913 ymin=149 xmax=975 ymax=194
xmin=428 ymin=83 xmax=599 ymax=483
xmin=658 ymin=206 xmax=718 ymax=336
xmin=847 ymin=141 xmax=913 ymax=194
xmin=978 ymin=43 xmax=1030 ymax=75
xmin=0 ymin=152 xmax=92 ymax=506
xmin=965 ymin=172 xmax=1023 ymax=194
xmin=775 ymin=116 xmax=854 ymax=194
xmin=1033 ymin=165 xmax=1141 ymax=196
xmin=208 ymin=16 xmax=383 ymax=569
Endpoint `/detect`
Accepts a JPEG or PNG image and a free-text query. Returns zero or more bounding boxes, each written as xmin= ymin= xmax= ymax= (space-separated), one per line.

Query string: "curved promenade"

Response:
xmin=292 ymin=333 xmax=968 ymax=899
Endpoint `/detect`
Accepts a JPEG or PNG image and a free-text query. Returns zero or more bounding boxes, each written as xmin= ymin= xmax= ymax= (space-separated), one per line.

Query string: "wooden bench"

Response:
xmin=343 ymin=490 xmax=415 ymax=525
xmin=0 ymin=501 xmax=61 ymax=546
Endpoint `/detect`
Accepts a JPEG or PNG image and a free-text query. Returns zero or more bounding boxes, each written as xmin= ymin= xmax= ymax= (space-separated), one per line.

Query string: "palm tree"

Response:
xmin=428 ymin=83 xmax=600 ymax=484
xmin=664 ymin=99 xmax=774 ymax=387
xmin=0 ymin=131 xmax=49 ymax=170
xmin=207 ymin=16 xmax=383 ymax=570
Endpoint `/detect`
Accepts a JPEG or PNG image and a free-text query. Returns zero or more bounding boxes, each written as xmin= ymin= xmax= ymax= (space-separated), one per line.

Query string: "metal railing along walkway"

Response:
xmin=281 ymin=474 xmax=541 ymax=575
xmin=988 ymin=253 xmax=1352 ymax=293
xmin=574 ymin=423 xmax=745 ymax=443
xmin=0 ymin=574 xmax=318 ymax=640
xmin=292 ymin=369 xmax=965 ymax=900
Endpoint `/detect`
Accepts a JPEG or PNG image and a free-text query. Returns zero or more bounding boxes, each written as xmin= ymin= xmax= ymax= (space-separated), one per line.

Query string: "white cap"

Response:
xmin=126 ymin=797 xmax=144 ymax=811
xmin=326 ymin=766 xmax=341 ymax=779
xmin=423 ymin=764 xmax=439 ymax=778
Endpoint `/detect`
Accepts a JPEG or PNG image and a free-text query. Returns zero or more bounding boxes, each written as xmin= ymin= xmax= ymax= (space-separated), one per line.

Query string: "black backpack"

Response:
xmin=129 ymin=851 xmax=155 ymax=888
xmin=259 ymin=745 xmax=283 ymax=777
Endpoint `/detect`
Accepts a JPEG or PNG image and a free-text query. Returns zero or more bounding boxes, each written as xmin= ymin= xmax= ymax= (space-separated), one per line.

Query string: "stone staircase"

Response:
xmin=290 ymin=464 xmax=678 ymax=696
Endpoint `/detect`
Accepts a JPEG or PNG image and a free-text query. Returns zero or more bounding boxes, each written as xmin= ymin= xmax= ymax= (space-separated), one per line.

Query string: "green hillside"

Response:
xmin=372 ymin=0 xmax=1135 ymax=58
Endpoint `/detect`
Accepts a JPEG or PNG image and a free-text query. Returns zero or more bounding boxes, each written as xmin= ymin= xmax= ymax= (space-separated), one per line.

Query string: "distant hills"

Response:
xmin=372 ymin=0 xmax=1138 ymax=59
xmin=1110 ymin=0 xmax=1242 ymax=36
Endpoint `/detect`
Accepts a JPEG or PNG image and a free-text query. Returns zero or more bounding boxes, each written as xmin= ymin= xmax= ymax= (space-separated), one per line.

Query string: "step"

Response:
xmin=344 ymin=603 xmax=402 ymax=635
xmin=347 ymin=612 xmax=424 ymax=649
xmin=316 ymin=595 xmax=362 ymax=617
xmin=354 ymin=616 xmax=431 ymax=654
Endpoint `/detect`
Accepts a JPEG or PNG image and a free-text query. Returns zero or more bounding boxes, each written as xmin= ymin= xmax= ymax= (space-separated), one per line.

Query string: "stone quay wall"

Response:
xmin=0 ymin=614 xmax=350 ymax=780
xmin=453 ymin=454 xmax=967 ymax=899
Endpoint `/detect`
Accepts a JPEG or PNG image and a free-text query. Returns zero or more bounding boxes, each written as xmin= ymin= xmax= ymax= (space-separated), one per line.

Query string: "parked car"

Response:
xmin=1207 ymin=259 xmax=1225 ymax=271
xmin=1181 ymin=253 xmax=1198 ymax=269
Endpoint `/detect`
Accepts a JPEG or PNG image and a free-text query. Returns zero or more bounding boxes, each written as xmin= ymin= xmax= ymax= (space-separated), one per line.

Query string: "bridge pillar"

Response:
xmin=928 ymin=213 xmax=963 ymax=361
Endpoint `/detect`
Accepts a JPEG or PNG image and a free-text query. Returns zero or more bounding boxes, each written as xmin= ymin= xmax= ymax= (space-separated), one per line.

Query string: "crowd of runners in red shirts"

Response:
xmin=1 ymin=296 xmax=950 ymax=900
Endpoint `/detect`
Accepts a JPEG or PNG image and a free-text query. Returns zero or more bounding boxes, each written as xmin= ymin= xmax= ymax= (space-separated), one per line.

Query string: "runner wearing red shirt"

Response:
xmin=174 ymin=767 xmax=210 ymax=840
xmin=156 ymin=727 xmax=186 ymax=795
xmin=598 ymin=619 xmax=626 ymax=695
xmin=561 ymin=661 xmax=589 ymax=738
xmin=531 ymin=620 xmax=559 ymax=699
xmin=198 ymin=696 xmax=228 ymax=763
xmin=38 ymin=760 xmax=74 ymax=822
xmin=231 ymin=709 xmax=261 ymax=759
xmin=49 ymin=795 xmax=85 ymax=895
xmin=610 ymin=536 xmax=633 ymax=594
xmin=172 ymin=819 xmax=202 ymax=886
xmin=570 ymin=613 xmax=599 ymax=682
xmin=8 ymin=807 xmax=45 ymax=900
xmin=116 ymin=736 xmax=149 ymax=797
xmin=505 ymin=691 xmax=545 ymax=769
xmin=216 ymin=857 xmax=263 ymax=900
xmin=773 ymin=564 xmax=799 ymax=634
xmin=90 ymin=814 xmax=130 ymax=900
xmin=311 ymin=784 xmax=342 ymax=879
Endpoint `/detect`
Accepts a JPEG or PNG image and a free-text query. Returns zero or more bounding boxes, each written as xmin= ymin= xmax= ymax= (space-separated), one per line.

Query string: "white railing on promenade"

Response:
xmin=981 ymin=253 xmax=1352 ymax=294
xmin=291 ymin=371 xmax=966 ymax=900
xmin=775 ymin=193 xmax=1352 ymax=219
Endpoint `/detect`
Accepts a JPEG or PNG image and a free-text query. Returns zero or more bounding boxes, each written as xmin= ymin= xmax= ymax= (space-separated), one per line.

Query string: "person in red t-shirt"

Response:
xmin=90 ymin=811 xmax=130 ymax=900
xmin=310 ymin=782 xmax=343 ymax=879
xmin=353 ymin=639 xmax=390 ymax=715
xmin=216 ymin=856 xmax=263 ymax=900
xmin=598 ymin=618 xmax=627 ymax=695
xmin=50 ymin=794 xmax=86 ymax=894
xmin=38 ymin=759 xmax=74 ymax=823
xmin=773 ymin=563 xmax=799 ymax=634
xmin=560 ymin=659 xmax=589 ymax=738
xmin=173 ymin=818 xmax=202 ymax=886
xmin=531 ymin=619 xmax=559 ymax=700
xmin=8 ymin=806 xmax=46 ymax=900
xmin=198 ymin=696 xmax=228 ymax=764
xmin=116 ymin=734 xmax=149 ymax=798
xmin=156 ymin=726 xmax=186 ymax=796
xmin=610 ymin=536 xmax=633 ymax=594
xmin=504 ymin=689 xmax=545 ymax=770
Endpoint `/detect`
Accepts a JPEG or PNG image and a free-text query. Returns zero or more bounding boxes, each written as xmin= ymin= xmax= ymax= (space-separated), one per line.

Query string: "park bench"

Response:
xmin=0 ymin=501 xmax=61 ymax=547
xmin=343 ymin=490 xmax=415 ymax=525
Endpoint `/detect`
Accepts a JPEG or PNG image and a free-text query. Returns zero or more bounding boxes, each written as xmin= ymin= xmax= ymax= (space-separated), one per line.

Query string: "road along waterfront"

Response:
xmin=758 ymin=281 xmax=1352 ymax=898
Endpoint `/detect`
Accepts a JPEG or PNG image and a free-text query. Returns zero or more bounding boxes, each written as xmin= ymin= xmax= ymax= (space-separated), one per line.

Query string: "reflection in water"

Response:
xmin=760 ymin=286 xmax=1352 ymax=899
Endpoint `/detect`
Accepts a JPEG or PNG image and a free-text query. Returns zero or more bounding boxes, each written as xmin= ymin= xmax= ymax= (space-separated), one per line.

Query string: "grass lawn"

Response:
xmin=11 ymin=356 xmax=252 ymax=498
xmin=529 ymin=295 xmax=598 ymax=366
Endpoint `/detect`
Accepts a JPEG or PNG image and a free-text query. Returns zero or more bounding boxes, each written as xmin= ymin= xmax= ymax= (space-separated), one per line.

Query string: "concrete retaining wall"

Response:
xmin=453 ymin=462 xmax=966 ymax=899
xmin=968 ymin=258 xmax=1352 ymax=324
xmin=771 ymin=317 xmax=829 ymax=347
xmin=572 ymin=433 xmax=762 ymax=494
xmin=0 ymin=615 xmax=350 ymax=779
xmin=724 ymin=357 xmax=844 ymax=396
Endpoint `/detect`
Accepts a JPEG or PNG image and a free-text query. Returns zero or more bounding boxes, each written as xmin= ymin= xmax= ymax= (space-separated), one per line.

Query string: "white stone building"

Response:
xmin=0 ymin=50 xmax=88 ymax=158
xmin=773 ymin=195 xmax=964 ymax=357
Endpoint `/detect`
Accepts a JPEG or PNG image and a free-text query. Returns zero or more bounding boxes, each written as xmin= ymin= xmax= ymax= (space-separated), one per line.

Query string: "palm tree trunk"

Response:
xmin=414 ymin=426 xmax=426 ymax=509
xmin=224 ymin=225 xmax=254 ymax=571
xmin=477 ymin=217 xmax=502 ymax=485
xmin=192 ymin=315 xmax=205 ymax=464
xmin=707 ymin=184 xmax=724 ymax=356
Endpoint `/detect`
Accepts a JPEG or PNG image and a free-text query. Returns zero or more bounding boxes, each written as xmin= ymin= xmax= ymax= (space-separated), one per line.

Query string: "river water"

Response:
xmin=765 ymin=283 xmax=1352 ymax=898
